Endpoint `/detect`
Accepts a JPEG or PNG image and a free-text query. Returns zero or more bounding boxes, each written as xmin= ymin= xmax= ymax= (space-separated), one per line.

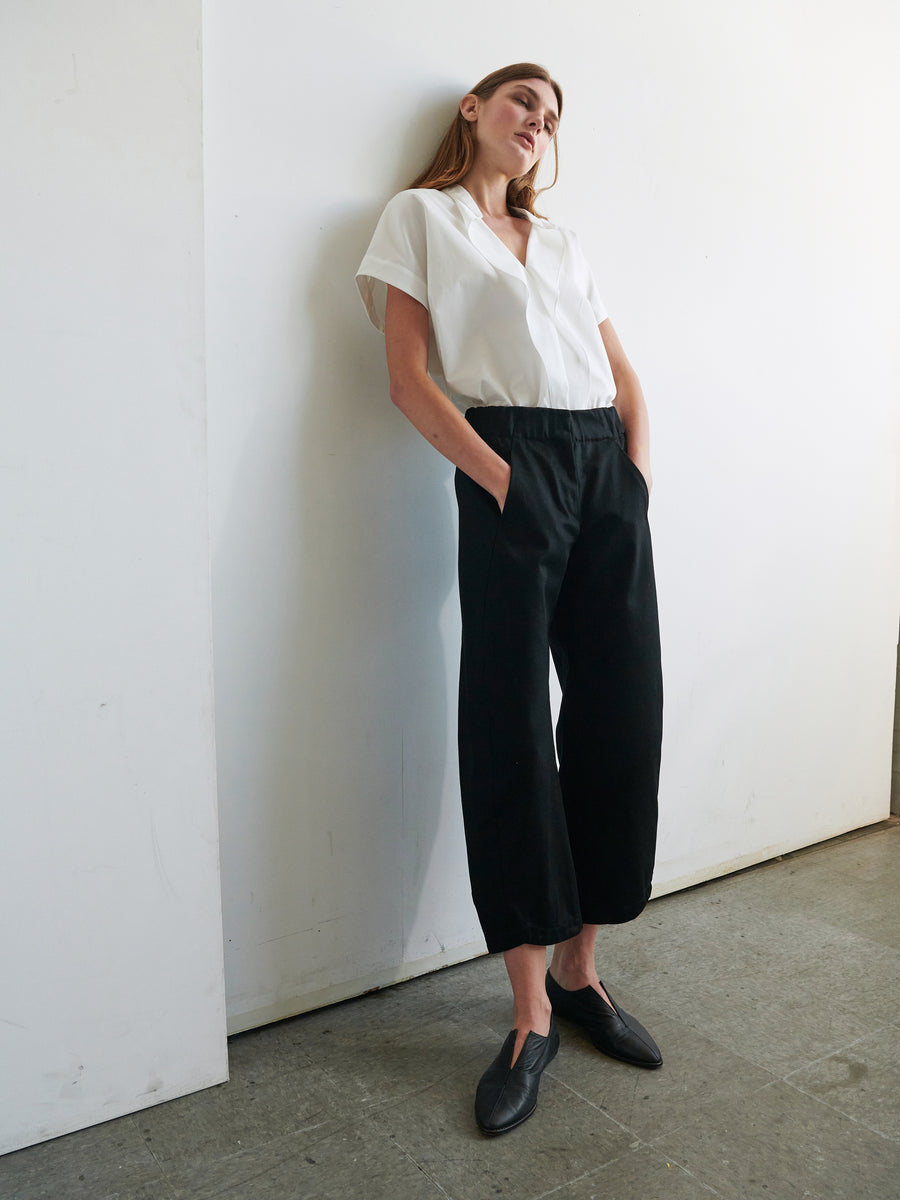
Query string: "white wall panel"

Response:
xmin=0 ymin=1 xmax=227 ymax=1153
xmin=204 ymin=0 xmax=900 ymax=1032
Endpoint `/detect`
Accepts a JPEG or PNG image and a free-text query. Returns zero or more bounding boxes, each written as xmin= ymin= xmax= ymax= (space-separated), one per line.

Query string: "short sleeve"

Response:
xmin=585 ymin=268 xmax=608 ymax=325
xmin=356 ymin=191 xmax=429 ymax=332
xmin=566 ymin=228 xmax=608 ymax=325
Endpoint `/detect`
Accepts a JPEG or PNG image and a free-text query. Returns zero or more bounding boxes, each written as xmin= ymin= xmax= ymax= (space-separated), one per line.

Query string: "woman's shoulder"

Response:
xmin=381 ymin=187 xmax=456 ymax=216
xmin=369 ymin=189 xmax=456 ymax=241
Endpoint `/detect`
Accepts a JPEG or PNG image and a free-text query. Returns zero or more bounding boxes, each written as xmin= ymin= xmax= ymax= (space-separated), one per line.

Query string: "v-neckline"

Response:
xmin=452 ymin=184 xmax=535 ymax=270
xmin=482 ymin=215 xmax=532 ymax=269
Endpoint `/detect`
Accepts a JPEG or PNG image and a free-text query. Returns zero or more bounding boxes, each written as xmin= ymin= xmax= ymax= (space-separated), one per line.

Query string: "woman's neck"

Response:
xmin=458 ymin=167 xmax=514 ymax=220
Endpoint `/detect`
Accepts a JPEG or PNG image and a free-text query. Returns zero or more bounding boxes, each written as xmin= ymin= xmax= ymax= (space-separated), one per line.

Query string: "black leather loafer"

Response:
xmin=545 ymin=970 xmax=662 ymax=1068
xmin=474 ymin=1020 xmax=560 ymax=1135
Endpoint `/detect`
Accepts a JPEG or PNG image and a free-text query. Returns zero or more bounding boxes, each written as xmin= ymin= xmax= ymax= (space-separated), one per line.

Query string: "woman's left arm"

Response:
xmin=600 ymin=318 xmax=652 ymax=494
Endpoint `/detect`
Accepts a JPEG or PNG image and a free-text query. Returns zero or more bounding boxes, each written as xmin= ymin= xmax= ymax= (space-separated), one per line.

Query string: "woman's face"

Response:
xmin=463 ymin=78 xmax=559 ymax=174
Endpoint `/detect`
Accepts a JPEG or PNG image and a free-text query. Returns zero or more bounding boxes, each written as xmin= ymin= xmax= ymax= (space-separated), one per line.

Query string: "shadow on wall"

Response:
xmin=215 ymin=96 xmax=480 ymax=1023
xmin=219 ymin=222 xmax=461 ymax=1009
xmin=293 ymin=208 xmax=462 ymax=968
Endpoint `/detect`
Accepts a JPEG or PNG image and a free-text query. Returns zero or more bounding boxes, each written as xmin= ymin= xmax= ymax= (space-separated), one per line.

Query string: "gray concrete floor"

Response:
xmin=3 ymin=822 xmax=899 ymax=1200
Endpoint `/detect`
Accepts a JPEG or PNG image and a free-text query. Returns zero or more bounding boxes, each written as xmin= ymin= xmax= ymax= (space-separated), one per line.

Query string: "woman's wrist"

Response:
xmin=631 ymin=450 xmax=652 ymax=492
xmin=491 ymin=457 xmax=512 ymax=511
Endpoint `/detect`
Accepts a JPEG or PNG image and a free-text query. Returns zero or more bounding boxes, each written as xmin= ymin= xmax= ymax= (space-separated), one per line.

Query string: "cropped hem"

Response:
xmin=483 ymin=919 xmax=584 ymax=955
xmin=580 ymin=893 xmax=654 ymax=927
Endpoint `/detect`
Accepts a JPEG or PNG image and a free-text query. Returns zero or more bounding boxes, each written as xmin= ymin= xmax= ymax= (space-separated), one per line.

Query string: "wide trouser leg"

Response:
xmin=550 ymin=430 xmax=663 ymax=925
xmin=456 ymin=414 xmax=581 ymax=952
xmin=455 ymin=407 xmax=663 ymax=954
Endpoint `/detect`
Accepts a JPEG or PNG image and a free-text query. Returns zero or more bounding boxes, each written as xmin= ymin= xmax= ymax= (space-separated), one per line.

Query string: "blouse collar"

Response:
xmin=443 ymin=184 xmax=560 ymax=288
xmin=443 ymin=183 xmax=552 ymax=228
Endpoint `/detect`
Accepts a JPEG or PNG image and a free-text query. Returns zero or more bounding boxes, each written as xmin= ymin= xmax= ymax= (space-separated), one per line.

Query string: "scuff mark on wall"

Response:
xmin=54 ymin=53 xmax=78 ymax=104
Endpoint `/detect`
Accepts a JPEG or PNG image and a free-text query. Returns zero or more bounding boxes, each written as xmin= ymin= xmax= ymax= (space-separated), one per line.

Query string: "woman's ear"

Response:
xmin=459 ymin=93 xmax=478 ymax=124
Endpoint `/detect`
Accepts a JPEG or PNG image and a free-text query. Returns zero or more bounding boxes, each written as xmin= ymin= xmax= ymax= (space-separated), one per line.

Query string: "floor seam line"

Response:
xmin=781 ymin=1022 xmax=898 ymax=1079
xmin=777 ymin=1077 xmax=900 ymax=1144
xmin=383 ymin=1135 xmax=457 ymax=1200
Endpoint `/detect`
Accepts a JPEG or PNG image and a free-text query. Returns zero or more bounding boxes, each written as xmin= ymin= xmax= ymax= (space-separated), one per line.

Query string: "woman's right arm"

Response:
xmin=384 ymin=284 xmax=512 ymax=511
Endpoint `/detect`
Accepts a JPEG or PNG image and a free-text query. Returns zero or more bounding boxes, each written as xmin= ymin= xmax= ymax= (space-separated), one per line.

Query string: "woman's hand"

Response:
xmin=632 ymin=452 xmax=653 ymax=495
xmin=493 ymin=461 xmax=512 ymax=512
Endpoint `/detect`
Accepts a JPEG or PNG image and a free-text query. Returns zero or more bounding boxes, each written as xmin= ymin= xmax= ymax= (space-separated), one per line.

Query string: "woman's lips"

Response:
xmin=516 ymin=132 xmax=535 ymax=151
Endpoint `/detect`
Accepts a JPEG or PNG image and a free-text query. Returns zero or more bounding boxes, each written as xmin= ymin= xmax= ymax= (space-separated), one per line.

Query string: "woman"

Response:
xmin=356 ymin=63 xmax=663 ymax=1136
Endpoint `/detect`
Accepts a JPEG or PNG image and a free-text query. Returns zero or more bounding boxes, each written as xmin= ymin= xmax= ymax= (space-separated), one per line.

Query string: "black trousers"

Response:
xmin=455 ymin=406 xmax=663 ymax=954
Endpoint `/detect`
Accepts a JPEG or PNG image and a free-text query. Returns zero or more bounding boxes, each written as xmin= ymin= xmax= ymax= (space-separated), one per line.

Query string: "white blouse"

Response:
xmin=356 ymin=184 xmax=617 ymax=412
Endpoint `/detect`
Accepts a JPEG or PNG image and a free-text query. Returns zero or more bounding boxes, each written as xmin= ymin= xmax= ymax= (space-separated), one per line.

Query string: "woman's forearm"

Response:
xmin=385 ymin=284 xmax=512 ymax=508
xmin=390 ymin=372 xmax=512 ymax=509
xmin=599 ymin=318 xmax=652 ymax=492
xmin=613 ymin=372 xmax=652 ymax=491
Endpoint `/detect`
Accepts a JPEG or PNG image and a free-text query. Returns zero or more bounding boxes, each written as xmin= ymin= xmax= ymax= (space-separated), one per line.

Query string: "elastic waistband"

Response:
xmin=465 ymin=405 xmax=623 ymax=442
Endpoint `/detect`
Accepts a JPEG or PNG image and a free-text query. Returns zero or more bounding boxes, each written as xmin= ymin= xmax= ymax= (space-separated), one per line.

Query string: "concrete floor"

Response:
xmin=3 ymin=822 xmax=899 ymax=1200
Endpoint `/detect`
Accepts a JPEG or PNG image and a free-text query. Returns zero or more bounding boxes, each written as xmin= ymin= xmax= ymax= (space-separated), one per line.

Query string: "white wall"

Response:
xmin=204 ymin=0 xmax=900 ymax=1033
xmin=0 ymin=2 xmax=227 ymax=1153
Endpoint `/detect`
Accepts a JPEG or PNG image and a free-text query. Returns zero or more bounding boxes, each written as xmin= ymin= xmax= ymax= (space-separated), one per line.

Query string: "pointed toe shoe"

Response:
xmin=545 ymin=970 xmax=662 ymax=1068
xmin=474 ymin=1019 xmax=560 ymax=1135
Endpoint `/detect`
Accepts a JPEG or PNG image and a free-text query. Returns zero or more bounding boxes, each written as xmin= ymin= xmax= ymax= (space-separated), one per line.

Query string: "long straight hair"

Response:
xmin=409 ymin=64 xmax=563 ymax=216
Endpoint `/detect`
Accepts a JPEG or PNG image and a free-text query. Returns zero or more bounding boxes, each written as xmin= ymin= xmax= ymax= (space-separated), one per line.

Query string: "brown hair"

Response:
xmin=409 ymin=63 xmax=562 ymax=216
